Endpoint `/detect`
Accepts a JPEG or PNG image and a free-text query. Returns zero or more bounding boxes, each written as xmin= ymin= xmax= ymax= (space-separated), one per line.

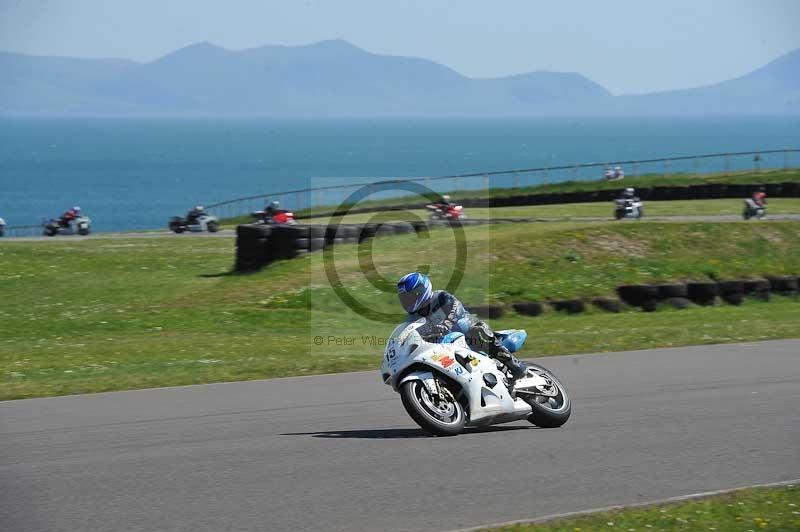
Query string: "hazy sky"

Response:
xmin=1 ymin=0 xmax=799 ymax=94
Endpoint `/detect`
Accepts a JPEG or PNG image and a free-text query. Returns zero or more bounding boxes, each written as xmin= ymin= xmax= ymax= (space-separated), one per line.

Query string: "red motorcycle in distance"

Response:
xmin=252 ymin=209 xmax=297 ymax=225
xmin=426 ymin=202 xmax=466 ymax=221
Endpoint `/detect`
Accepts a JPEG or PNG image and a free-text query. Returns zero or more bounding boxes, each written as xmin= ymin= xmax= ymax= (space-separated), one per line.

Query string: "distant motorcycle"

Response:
xmin=742 ymin=199 xmax=766 ymax=220
xmin=614 ymin=198 xmax=643 ymax=220
xmin=43 ymin=215 xmax=91 ymax=236
xmin=169 ymin=213 xmax=219 ymax=233
xmin=426 ymin=203 xmax=466 ymax=221
xmin=0 ymin=217 xmax=5 ymax=237
xmin=604 ymin=167 xmax=625 ymax=181
xmin=251 ymin=209 xmax=297 ymax=225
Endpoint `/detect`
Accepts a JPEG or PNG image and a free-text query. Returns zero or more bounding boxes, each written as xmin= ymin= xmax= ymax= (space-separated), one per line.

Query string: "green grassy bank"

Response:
xmin=1 ymin=218 xmax=798 ymax=400
xmin=489 ymin=484 xmax=799 ymax=532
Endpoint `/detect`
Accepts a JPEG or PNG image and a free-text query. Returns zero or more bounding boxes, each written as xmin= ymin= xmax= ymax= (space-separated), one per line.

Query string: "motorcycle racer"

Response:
xmin=59 ymin=206 xmax=81 ymax=227
xmin=752 ymin=186 xmax=767 ymax=207
xmin=396 ymin=272 xmax=527 ymax=381
xmin=186 ymin=205 xmax=205 ymax=224
xmin=265 ymin=200 xmax=280 ymax=218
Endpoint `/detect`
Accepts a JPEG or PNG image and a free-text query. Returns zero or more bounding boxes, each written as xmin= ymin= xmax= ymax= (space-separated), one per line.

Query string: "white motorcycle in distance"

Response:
xmin=742 ymin=199 xmax=766 ymax=220
xmin=614 ymin=197 xmax=643 ymax=220
xmin=169 ymin=212 xmax=220 ymax=233
xmin=604 ymin=166 xmax=625 ymax=181
xmin=42 ymin=215 xmax=91 ymax=236
xmin=0 ymin=217 xmax=5 ymax=237
xmin=381 ymin=319 xmax=571 ymax=436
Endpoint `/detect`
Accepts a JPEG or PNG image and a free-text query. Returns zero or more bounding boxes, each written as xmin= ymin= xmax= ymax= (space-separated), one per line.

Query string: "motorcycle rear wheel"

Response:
xmin=400 ymin=379 xmax=466 ymax=436
xmin=523 ymin=364 xmax=571 ymax=428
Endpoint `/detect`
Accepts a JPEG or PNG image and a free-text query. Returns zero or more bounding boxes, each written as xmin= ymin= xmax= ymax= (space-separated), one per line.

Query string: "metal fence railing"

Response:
xmin=2 ymin=224 xmax=42 ymax=238
xmin=204 ymin=148 xmax=799 ymax=221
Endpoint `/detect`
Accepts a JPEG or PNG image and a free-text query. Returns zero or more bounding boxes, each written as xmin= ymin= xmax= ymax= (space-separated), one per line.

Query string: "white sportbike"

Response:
xmin=381 ymin=319 xmax=571 ymax=436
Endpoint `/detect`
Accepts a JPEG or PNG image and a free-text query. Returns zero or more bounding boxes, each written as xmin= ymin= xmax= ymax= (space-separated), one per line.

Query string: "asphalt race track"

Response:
xmin=2 ymin=340 xmax=799 ymax=532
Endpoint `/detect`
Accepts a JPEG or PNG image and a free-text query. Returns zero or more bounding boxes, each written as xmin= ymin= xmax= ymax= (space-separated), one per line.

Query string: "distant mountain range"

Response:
xmin=1 ymin=39 xmax=798 ymax=117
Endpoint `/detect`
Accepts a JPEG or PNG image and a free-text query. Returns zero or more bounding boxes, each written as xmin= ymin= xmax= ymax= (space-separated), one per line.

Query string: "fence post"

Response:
xmin=572 ymin=166 xmax=577 ymax=180
xmin=483 ymin=174 xmax=489 ymax=192
xmin=693 ymin=157 xmax=699 ymax=177
xmin=664 ymin=158 xmax=669 ymax=176
xmin=754 ymin=152 xmax=761 ymax=173
xmin=724 ymin=154 xmax=730 ymax=175
xmin=514 ymin=172 xmax=519 ymax=189
xmin=785 ymin=149 xmax=789 ymax=170
xmin=455 ymin=176 xmax=460 ymax=191
xmin=633 ymin=162 xmax=638 ymax=177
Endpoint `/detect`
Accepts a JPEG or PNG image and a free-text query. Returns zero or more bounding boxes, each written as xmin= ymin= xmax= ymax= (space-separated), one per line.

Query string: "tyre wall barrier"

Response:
xmin=465 ymin=304 xmax=505 ymax=320
xmin=235 ymin=217 xmax=534 ymax=272
xmin=551 ymin=299 xmax=586 ymax=314
xmin=767 ymin=275 xmax=799 ymax=296
xmin=505 ymin=277 xmax=792 ymax=317
xmin=456 ymin=276 xmax=791 ymax=321
xmin=686 ymin=282 xmax=720 ymax=306
xmin=512 ymin=301 xmax=544 ymax=316
xmin=591 ymin=297 xmax=622 ymax=313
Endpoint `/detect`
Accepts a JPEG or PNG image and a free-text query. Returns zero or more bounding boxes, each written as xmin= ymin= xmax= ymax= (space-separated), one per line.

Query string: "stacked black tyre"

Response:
xmin=466 ymin=304 xmax=505 ymax=320
xmin=512 ymin=301 xmax=544 ymax=316
xmin=307 ymin=225 xmax=326 ymax=252
xmin=718 ymin=280 xmax=744 ymax=305
xmin=616 ymin=285 xmax=659 ymax=310
xmin=686 ymin=282 xmax=719 ymax=306
xmin=743 ymin=279 xmax=771 ymax=301
xmin=551 ymin=299 xmax=586 ymax=314
xmin=768 ymin=275 xmax=799 ymax=297
xmin=657 ymin=283 xmax=691 ymax=309
xmin=271 ymin=225 xmax=310 ymax=261
xmin=325 ymin=225 xmax=359 ymax=247
xmin=235 ymin=224 xmax=272 ymax=272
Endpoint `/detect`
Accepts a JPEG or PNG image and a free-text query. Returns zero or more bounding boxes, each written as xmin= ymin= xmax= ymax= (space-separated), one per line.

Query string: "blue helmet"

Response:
xmin=397 ymin=272 xmax=433 ymax=313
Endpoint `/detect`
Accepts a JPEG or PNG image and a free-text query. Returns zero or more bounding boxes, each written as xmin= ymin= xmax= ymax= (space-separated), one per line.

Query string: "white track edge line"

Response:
xmin=446 ymin=478 xmax=800 ymax=532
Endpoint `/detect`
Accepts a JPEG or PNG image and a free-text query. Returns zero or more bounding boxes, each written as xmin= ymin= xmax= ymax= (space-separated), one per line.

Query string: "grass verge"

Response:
xmin=488 ymin=484 xmax=799 ymax=532
xmin=289 ymin=168 xmax=800 ymax=217
xmin=1 ymin=219 xmax=798 ymax=400
xmin=294 ymin=198 xmax=800 ymax=225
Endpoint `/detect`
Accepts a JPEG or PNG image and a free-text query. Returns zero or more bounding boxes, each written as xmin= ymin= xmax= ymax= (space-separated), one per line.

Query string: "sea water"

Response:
xmin=0 ymin=116 xmax=798 ymax=231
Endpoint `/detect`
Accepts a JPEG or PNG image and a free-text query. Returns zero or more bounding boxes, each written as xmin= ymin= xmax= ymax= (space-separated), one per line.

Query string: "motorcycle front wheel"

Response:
xmin=400 ymin=379 xmax=466 ymax=436
xmin=523 ymin=364 xmax=571 ymax=428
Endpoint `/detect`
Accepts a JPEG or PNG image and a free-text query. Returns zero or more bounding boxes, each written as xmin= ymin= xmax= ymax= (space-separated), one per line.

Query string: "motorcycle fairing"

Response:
xmin=382 ymin=320 xmax=539 ymax=425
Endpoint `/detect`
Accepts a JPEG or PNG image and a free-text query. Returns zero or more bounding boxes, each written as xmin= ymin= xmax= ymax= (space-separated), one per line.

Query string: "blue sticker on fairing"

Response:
xmin=441 ymin=331 xmax=465 ymax=344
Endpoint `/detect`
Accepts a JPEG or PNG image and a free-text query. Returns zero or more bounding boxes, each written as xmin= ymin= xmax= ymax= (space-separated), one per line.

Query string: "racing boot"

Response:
xmin=493 ymin=346 xmax=528 ymax=384
xmin=467 ymin=321 xmax=527 ymax=383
